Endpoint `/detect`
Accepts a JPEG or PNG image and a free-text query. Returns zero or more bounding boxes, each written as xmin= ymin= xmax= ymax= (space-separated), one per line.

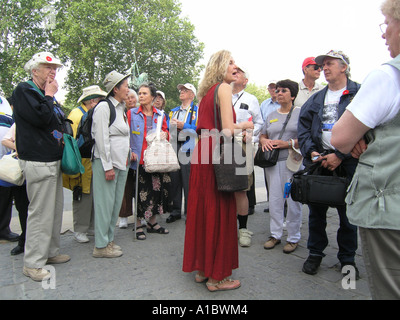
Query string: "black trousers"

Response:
xmin=0 ymin=185 xmax=29 ymax=246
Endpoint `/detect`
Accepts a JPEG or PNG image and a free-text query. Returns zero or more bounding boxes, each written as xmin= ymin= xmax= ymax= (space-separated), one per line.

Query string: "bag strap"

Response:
xmin=156 ymin=110 xmax=164 ymax=140
xmin=213 ymin=83 xmax=222 ymax=131
xmin=277 ymin=105 xmax=295 ymax=140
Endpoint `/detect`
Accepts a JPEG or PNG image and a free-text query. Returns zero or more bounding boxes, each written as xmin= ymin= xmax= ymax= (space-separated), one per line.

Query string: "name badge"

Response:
xmin=132 ymin=131 xmax=140 ymax=135
xmin=270 ymin=119 xmax=278 ymax=123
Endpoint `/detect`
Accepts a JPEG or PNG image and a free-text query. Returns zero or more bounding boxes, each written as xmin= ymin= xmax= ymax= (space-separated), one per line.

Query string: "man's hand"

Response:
xmin=351 ymin=139 xmax=368 ymax=159
xmin=321 ymin=153 xmax=342 ymax=171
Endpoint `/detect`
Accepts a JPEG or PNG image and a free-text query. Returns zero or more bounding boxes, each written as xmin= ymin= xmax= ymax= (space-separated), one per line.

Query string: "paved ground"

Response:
xmin=0 ymin=167 xmax=371 ymax=301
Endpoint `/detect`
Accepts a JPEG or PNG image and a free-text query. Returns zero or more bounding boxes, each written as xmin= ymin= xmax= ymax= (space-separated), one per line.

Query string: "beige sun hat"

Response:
xmin=103 ymin=71 xmax=132 ymax=96
xmin=156 ymin=90 xmax=166 ymax=100
xmin=77 ymin=85 xmax=107 ymax=104
xmin=286 ymin=142 xmax=303 ymax=172
xmin=24 ymin=52 xmax=63 ymax=72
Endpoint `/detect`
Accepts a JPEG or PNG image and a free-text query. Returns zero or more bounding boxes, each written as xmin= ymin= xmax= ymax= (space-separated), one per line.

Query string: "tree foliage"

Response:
xmin=245 ymin=83 xmax=270 ymax=104
xmin=0 ymin=0 xmax=204 ymax=111
xmin=51 ymin=0 xmax=204 ymax=110
xmin=0 ymin=0 xmax=53 ymax=96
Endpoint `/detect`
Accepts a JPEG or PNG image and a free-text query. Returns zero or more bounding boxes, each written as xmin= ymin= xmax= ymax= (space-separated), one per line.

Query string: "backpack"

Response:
xmin=76 ymin=98 xmax=116 ymax=158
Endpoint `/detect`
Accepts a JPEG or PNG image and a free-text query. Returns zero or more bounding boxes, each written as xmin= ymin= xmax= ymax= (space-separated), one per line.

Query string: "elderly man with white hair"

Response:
xmin=12 ymin=52 xmax=71 ymax=281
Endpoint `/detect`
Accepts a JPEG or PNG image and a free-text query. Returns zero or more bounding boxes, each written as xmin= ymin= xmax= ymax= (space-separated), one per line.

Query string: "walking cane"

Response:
xmin=133 ymin=156 xmax=139 ymax=241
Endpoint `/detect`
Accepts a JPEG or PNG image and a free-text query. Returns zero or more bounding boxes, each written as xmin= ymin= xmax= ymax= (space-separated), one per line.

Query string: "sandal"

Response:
xmin=206 ymin=278 xmax=241 ymax=292
xmin=135 ymin=226 xmax=146 ymax=240
xmin=195 ymin=273 xmax=208 ymax=283
xmin=147 ymin=222 xmax=169 ymax=234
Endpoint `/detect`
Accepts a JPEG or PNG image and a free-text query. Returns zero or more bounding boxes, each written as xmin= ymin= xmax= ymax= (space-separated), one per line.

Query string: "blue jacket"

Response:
xmin=168 ymin=102 xmax=198 ymax=153
xmin=298 ymin=79 xmax=360 ymax=170
xmin=128 ymin=106 xmax=167 ymax=170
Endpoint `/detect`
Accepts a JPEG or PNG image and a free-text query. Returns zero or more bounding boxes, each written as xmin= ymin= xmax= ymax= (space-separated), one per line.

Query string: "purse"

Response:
xmin=254 ymin=106 xmax=294 ymax=168
xmin=290 ymin=162 xmax=350 ymax=207
xmin=0 ymin=152 xmax=24 ymax=186
xmin=213 ymin=84 xmax=248 ymax=192
xmin=254 ymin=147 xmax=280 ymax=168
xmin=61 ymin=134 xmax=85 ymax=175
xmin=144 ymin=111 xmax=180 ymax=173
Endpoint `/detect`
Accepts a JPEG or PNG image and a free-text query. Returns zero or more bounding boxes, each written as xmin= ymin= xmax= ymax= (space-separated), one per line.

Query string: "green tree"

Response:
xmin=51 ymin=0 xmax=204 ymax=110
xmin=0 ymin=0 xmax=53 ymax=97
xmin=245 ymin=83 xmax=269 ymax=104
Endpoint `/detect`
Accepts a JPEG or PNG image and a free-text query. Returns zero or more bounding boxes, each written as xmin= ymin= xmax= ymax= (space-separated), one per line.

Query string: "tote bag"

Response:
xmin=61 ymin=134 xmax=85 ymax=175
xmin=0 ymin=152 xmax=24 ymax=186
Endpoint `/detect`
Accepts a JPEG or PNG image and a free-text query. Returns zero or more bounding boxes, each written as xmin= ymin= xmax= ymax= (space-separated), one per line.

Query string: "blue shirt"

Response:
xmin=260 ymin=98 xmax=280 ymax=122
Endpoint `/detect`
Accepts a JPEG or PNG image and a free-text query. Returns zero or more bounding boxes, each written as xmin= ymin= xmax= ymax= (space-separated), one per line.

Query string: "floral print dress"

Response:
xmin=137 ymin=116 xmax=172 ymax=220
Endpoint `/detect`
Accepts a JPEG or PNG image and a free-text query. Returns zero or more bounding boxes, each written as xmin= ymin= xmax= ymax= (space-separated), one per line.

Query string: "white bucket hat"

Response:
xmin=77 ymin=85 xmax=107 ymax=104
xmin=24 ymin=52 xmax=63 ymax=72
xmin=103 ymin=71 xmax=132 ymax=96
xmin=177 ymin=83 xmax=196 ymax=96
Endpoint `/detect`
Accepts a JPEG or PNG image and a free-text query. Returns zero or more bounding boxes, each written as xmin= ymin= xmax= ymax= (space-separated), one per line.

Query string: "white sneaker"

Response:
xmin=119 ymin=217 xmax=128 ymax=229
xmin=238 ymin=228 xmax=253 ymax=247
xmin=74 ymin=232 xmax=89 ymax=243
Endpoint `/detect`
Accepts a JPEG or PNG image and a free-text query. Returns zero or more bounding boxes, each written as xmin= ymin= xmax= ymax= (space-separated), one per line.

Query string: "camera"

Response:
xmin=73 ymin=186 xmax=82 ymax=201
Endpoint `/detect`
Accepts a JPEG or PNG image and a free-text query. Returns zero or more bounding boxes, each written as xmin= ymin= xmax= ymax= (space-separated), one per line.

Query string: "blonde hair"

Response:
xmin=382 ymin=0 xmax=400 ymax=20
xmin=197 ymin=50 xmax=232 ymax=100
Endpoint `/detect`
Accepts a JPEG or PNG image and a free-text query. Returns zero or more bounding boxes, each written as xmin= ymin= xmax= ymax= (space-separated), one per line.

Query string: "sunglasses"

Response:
xmin=308 ymin=64 xmax=322 ymax=71
xmin=275 ymin=88 xmax=290 ymax=94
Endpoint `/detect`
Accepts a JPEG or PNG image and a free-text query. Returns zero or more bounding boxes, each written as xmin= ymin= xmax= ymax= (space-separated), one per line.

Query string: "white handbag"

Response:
xmin=0 ymin=152 xmax=25 ymax=186
xmin=143 ymin=111 xmax=180 ymax=173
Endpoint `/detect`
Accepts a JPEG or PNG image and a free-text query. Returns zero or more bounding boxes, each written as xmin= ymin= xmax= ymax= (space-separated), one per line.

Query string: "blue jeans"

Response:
xmin=307 ymin=203 xmax=358 ymax=264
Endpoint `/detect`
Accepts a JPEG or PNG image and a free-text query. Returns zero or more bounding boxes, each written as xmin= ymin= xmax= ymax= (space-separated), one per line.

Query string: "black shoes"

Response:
xmin=302 ymin=255 xmax=323 ymax=275
xmin=341 ymin=263 xmax=360 ymax=280
xmin=166 ymin=214 xmax=181 ymax=223
xmin=303 ymin=255 xmax=360 ymax=280
xmin=11 ymin=244 xmax=24 ymax=256
xmin=0 ymin=231 xmax=20 ymax=242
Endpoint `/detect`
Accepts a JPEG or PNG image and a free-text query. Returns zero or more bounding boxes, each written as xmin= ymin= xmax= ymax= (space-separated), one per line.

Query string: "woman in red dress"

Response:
xmin=182 ymin=50 xmax=254 ymax=292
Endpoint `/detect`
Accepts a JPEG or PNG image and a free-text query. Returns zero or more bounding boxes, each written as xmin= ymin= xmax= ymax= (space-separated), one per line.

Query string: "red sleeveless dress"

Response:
xmin=182 ymin=84 xmax=238 ymax=281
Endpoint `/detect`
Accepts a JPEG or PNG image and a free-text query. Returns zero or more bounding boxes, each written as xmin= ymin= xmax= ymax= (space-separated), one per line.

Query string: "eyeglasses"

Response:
xmin=380 ymin=23 xmax=387 ymax=34
xmin=308 ymin=64 xmax=322 ymax=71
xmin=275 ymin=88 xmax=290 ymax=94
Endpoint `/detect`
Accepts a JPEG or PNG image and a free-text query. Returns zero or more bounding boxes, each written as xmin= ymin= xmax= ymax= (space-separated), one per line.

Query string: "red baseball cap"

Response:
xmin=302 ymin=57 xmax=317 ymax=69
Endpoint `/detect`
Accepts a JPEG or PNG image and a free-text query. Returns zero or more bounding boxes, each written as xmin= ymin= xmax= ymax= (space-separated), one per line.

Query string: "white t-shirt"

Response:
xmin=321 ymin=87 xmax=346 ymax=150
xmin=347 ymin=64 xmax=400 ymax=129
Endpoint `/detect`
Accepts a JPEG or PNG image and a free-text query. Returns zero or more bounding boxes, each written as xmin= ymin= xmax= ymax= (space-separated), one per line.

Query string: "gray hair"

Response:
xmin=338 ymin=59 xmax=351 ymax=78
xmin=128 ymin=89 xmax=138 ymax=100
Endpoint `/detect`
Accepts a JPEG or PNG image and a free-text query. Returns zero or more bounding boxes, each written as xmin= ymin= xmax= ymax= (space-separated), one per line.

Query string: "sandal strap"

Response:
xmin=147 ymin=222 xmax=159 ymax=229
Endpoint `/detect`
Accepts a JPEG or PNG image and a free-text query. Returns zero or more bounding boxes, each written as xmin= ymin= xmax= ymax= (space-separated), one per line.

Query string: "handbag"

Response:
xmin=254 ymin=147 xmax=280 ymax=168
xmin=213 ymin=84 xmax=248 ymax=192
xmin=0 ymin=152 xmax=24 ymax=186
xmin=290 ymin=162 xmax=350 ymax=207
xmin=254 ymin=106 xmax=294 ymax=168
xmin=144 ymin=111 xmax=180 ymax=173
xmin=61 ymin=134 xmax=85 ymax=175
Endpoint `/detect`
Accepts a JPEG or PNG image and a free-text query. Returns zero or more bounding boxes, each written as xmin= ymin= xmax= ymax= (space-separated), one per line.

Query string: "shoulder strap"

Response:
xmin=97 ymin=98 xmax=116 ymax=127
xmin=213 ymin=84 xmax=222 ymax=130
xmin=277 ymin=106 xmax=295 ymax=140
xmin=78 ymin=106 xmax=87 ymax=115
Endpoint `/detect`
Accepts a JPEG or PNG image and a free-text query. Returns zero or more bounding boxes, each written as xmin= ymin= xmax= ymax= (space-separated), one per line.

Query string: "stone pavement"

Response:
xmin=0 ymin=167 xmax=371 ymax=301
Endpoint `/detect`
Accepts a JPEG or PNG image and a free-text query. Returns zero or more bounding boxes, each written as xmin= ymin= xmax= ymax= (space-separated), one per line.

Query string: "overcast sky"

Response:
xmin=179 ymin=0 xmax=391 ymax=86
